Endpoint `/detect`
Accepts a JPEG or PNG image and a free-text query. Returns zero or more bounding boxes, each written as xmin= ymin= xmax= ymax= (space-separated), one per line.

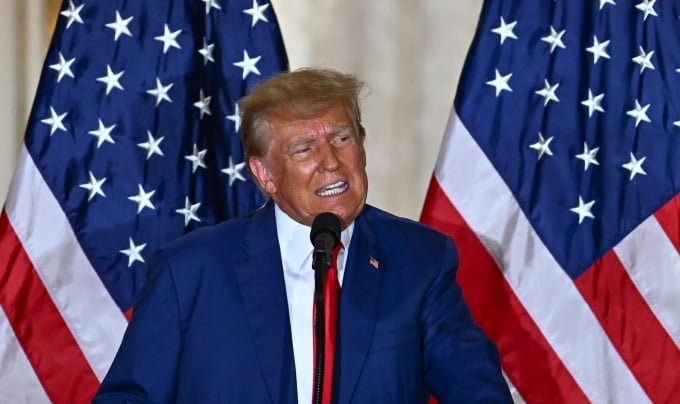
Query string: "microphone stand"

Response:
xmin=312 ymin=243 xmax=332 ymax=404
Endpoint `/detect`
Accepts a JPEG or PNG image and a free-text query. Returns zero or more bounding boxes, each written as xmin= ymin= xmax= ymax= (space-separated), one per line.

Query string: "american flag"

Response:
xmin=421 ymin=0 xmax=680 ymax=402
xmin=0 ymin=0 xmax=287 ymax=402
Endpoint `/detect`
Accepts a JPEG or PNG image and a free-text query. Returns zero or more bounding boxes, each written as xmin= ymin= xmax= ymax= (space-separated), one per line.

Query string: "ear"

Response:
xmin=249 ymin=156 xmax=277 ymax=194
xmin=358 ymin=125 xmax=367 ymax=167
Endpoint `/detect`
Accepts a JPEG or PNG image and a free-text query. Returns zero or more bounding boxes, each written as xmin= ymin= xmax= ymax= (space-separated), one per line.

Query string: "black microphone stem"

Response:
xmin=310 ymin=212 xmax=341 ymax=404
xmin=313 ymin=260 xmax=326 ymax=404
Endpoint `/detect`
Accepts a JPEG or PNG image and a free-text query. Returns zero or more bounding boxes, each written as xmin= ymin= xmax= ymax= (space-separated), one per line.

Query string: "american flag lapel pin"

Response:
xmin=369 ymin=256 xmax=379 ymax=270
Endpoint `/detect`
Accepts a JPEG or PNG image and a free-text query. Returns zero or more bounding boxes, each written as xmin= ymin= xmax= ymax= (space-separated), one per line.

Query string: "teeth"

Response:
xmin=317 ymin=181 xmax=347 ymax=196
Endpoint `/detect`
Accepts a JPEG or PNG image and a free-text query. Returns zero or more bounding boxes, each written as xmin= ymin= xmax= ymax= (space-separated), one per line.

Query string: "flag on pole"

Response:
xmin=0 ymin=0 xmax=287 ymax=402
xmin=421 ymin=1 xmax=680 ymax=402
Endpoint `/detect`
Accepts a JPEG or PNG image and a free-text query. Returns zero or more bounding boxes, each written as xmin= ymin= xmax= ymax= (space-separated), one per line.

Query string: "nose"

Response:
xmin=318 ymin=142 xmax=341 ymax=172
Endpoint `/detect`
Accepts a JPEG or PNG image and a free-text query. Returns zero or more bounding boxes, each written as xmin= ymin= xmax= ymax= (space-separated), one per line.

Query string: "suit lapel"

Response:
xmin=233 ymin=202 xmax=297 ymax=403
xmin=336 ymin=211 xmax=386 ymax=404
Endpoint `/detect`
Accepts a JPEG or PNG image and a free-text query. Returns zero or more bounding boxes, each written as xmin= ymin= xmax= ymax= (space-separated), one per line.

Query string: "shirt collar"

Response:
xmin=275 ymin=204 xmax=354 ymax=273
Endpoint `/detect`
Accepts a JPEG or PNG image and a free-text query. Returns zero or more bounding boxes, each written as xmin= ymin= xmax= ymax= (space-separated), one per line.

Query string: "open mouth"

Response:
xmin=316 ymin=181 xmax=348 ymax=197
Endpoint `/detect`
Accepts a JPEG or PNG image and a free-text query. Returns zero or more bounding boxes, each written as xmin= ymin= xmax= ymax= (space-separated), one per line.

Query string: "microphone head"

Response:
xmin=310 ymin=212 xmax=341 ymax=248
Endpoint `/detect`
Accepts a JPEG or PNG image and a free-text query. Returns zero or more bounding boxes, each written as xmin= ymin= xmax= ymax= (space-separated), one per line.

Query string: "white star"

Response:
xmin=96 ymin=65 xmax=124 ymax=94
xmin=221 ymin=157 xmax=247 ymax=186
xmin=128 ymin=184 xmax=156 ymax=213
xmin=243 ymin=0 xmax=270 ymax=27
xmin=198 ymin=37 xmax=215 ymax=65
xmin=600 ymin=0 xmax=616 ymax=9
xmin=535 ymin=79 xmax=560 ymax=106
xmin=79 ymin=171 xmax=106 ymax=201
xmin=581 ymin=89 xmax=605 ymax=117
xmin=201 ymin=0 xmax=221 ymax=14
xmin=105 ymin=11 xmax=133 ymax=41
xmin=541 ymin=26 xmax=566 ymax=53
xmin=193 ymin=90 xmax=212 ymax=119
xmin=575 ymin=143 xmax=600 ymax=171
xmin=674 ymin=120 xmax=680 ymax=128
xmin=154 ymin=24 xmax=182 ymax=53
xmin=137 ymin=131 xmax=165 ymax=160
xmin=622 ymin=152 xmax=647 ymax=180
xmin=626 ymin=99 xmax=651 ymax=127
xmin=586 ymin=36 xmax=611 ymax=64
xmin=233 ymin=50 xmax=262 ymax=79
xmin=40 ymin=106 xmax=68 ymax=135
xmin=227 ymin=103 xmax=241 ymax=131
xmin=632 ymin=46 xmax=655 ymax=73
xmin=486 ymin=69 xmax=513 ymax=97
xmin=120 ymin=238 xmax=147 ymax=267
xmin=49 ymin=52 xmax=76 ymax=82
xmin=146 ymin=78 xmax=173 ymax=106
xmin=60 ymin=0 xmax=84 ymax=29
xmin=491 ymin=17 xmax=518 ymax=45
xmin=176 ymin=197 xmax=201 ymax=226
xmin=570 ymin=196 xmax=595 ymax=224
xmin=185 ymin=144 xmax=208 ymax=173
xmin=88 ymin=119 xmax=116 ymax=148
xmin=529 ymin=132 xmax=554 ymax=160
xmin=636 ymin=0 xmax=657 ymax=20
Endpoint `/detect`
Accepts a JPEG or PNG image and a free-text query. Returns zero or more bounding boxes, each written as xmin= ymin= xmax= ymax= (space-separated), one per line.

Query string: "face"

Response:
xmin=249 ymin=103 xmax=368 ymax=228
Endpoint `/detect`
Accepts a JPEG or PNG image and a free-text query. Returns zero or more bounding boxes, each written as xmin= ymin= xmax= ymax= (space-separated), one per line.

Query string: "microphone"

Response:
xmin=310 ymin=212 xmax=341 ymax=404
xmin=310 ymin=212 xmax=341 ymax=271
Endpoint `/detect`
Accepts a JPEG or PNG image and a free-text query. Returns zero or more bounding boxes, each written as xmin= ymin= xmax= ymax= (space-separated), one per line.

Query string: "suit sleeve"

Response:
xmin=93 ymin=250 xmax=181 ymax=403
xmin=422 ymin=237 xmax=512 ymax=403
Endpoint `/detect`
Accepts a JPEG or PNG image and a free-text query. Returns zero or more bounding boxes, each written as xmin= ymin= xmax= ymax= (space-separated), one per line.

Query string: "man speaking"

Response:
xmin=94 ymin=68 xmax=511 ymax=403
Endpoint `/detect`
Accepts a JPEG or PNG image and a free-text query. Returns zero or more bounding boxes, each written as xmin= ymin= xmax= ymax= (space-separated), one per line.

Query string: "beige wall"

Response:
xmin=0 ymin=1 xmax=482 ymax=221
xmin=0 ymin=1 xmax=45 ymax=204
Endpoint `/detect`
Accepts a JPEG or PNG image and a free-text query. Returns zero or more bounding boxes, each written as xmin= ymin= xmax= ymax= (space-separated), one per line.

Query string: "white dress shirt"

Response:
xmin=275 ymin=205 xmax=353 ymax=404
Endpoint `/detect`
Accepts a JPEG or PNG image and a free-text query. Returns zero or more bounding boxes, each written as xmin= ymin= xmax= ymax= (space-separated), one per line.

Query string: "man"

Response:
xmin=94 ymin=68 xmax=511 ymax=403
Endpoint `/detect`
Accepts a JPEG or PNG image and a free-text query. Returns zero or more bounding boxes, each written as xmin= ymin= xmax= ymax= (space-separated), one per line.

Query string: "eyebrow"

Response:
xmin=328 ymin=124 xmax=353 ymax=134
xmin=287 ymin=125 xmax=354 ymax=150
xmin=288 ymin=136 xmax=315 ymax=151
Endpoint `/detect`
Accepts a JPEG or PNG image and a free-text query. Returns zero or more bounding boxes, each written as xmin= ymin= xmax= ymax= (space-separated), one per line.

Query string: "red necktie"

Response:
xmin=313 ymin=242 xmax=342 ymax=404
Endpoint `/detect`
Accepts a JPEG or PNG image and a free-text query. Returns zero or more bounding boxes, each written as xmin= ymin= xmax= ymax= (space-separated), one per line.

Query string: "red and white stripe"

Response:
xmin=0 ymin=145 xmax=127 ymax=403
xmin=0 ymin=308 xmax=49 ymax=402
xmin=421 ymin=109 xmax=680 ymax=403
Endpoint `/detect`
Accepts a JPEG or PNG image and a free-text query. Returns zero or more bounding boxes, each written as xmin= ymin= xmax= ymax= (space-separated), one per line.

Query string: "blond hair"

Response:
xmin=239 ymin=67 xmax=366 ymax=163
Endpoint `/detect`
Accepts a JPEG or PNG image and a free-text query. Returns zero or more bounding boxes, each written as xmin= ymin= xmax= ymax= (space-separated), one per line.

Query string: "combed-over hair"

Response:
xmin=239 ymin=67 xmax=366 ymax=163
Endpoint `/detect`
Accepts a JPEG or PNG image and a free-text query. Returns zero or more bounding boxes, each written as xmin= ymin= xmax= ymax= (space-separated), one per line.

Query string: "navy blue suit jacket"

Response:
xmin=94 ymin=202 xmax=511 ymax=403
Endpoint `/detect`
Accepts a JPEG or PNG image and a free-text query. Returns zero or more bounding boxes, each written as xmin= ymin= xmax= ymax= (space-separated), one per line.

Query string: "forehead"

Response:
xmin=266 ymin=104 xmax=353 ymax=138
xmin=270 ymin=103 xmax=350 ymax=126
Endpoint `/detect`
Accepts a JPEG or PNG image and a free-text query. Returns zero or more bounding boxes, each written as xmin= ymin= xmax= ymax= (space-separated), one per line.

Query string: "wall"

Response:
xmin=0 ymin=1 xmax=46 ymax=203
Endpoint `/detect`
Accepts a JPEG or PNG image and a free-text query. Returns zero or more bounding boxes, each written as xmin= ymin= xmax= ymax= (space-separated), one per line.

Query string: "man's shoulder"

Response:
xmin=160 ymin=205 xmax=266 ymax=256
xmin=362 ymin=204 xmax=449 ymax=241
xmin=358 ymin=205 xmax=459 ymax=279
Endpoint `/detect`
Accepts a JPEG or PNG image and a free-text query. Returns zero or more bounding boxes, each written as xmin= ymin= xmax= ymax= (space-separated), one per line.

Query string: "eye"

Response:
xmin=291 ymin=145 xmax=313 ymax=160
xmin=333 ymin=134 xmax=351 ymax=145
